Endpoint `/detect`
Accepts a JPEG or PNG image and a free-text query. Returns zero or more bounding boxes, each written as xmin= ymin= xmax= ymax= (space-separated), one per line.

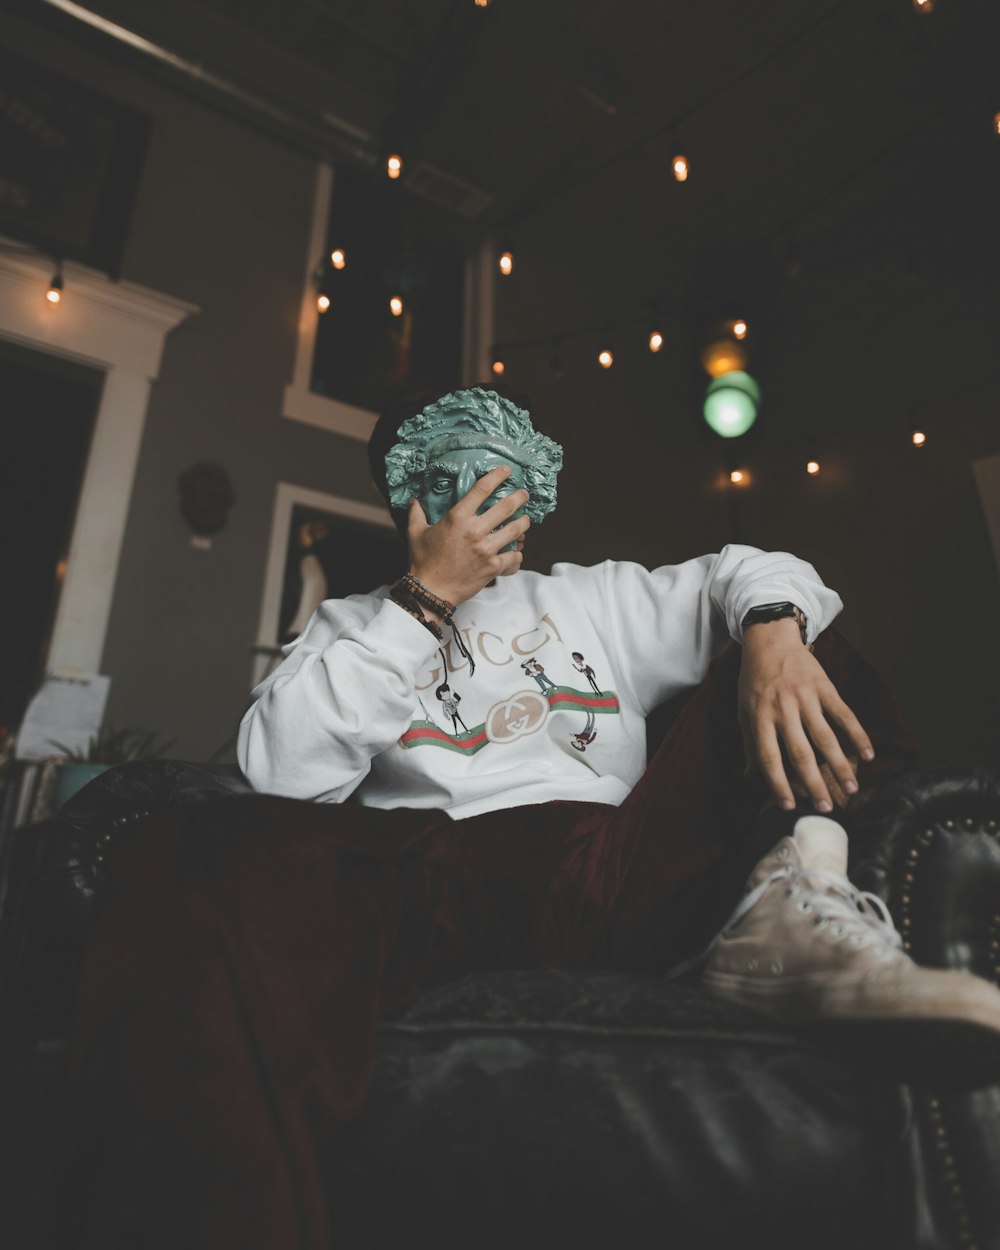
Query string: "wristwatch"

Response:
xmin=741 ymin=601 xmax=809 ymax=646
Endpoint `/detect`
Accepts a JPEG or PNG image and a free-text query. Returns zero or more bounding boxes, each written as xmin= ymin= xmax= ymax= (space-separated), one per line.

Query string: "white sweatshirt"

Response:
xmin=237 ymin=546 xmax=843 ymax=820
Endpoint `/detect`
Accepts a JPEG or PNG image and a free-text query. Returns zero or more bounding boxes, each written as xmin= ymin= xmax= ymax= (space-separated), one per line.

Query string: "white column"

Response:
xmin=47 ymin=368 xmax=153 ymax=674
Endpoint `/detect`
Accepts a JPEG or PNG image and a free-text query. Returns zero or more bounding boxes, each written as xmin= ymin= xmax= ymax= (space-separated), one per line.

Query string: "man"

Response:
xmin=241 ymin=385 xmax=864 ymax=815
xmin=239 ymin=384 xmax=1000 ymax=1045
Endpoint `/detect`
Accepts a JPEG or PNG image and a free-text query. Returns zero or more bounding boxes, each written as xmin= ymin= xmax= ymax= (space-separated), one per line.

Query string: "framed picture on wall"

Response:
xmin=0 ymin=47 xmax=149 ymax=276
xmin=251 ymin=483 xmax=405 ymax=687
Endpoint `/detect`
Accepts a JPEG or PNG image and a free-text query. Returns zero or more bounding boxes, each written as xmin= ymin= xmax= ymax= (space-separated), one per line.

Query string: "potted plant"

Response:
xmin=48 ymin=725 xmax=176 ymax=809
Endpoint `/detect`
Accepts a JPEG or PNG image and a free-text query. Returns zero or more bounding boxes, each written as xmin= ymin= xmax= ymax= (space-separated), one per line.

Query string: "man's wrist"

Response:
xmin=406 ymin=569 xmax=459 ymax=618
xmin=742 ymin=616 xmax=803 ymax=644
xmin=741 ymin=601 xmax=809 ymax=646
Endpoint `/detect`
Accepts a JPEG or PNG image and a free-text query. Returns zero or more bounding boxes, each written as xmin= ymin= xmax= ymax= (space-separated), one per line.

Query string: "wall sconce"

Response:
xmin=178 ymin=461 xmax=235 ymax=548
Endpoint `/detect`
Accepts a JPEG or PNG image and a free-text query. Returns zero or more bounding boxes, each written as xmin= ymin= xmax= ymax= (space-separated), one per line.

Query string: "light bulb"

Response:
xmin=498 ymin=250 xmax=514 ymax=276
xmin=46 ymin=282 xmax=62 ymax=304
xmin=598 ymin=348 xmax=614 ymax=368
xmin=672 ymin=154 xmax=689 ymax=182
xmin=912 ymin=0 xmax=935 ymax=11
xmin=316 ymin=294 xmax=331 ymax=313
xmin=474 ymin=0 xmax=491 ymax=7
xmin=729 ymin=469 xmax=745 ymax=485
xmin=330 ymin=249 xmax=346 ymax=270
xmin=389 ymin=296 xmax=403 ymax=317
xmin=806 ymin=460 xmax=820 ymax=476
xmin=491 ymin=357 xmax=505 ymax=376
xmin=701 ymin=340 xmax=747 ymax=377
xmin=912 ymin=430 xmax=927 ymax=446
xmin=732 ymin=320 xmax=747 ymax=340
xmin=387 ymin=154 xmax=403 ymax=180
xmin=703 ymin=371 xmax=761 ymax=438
xmin=648 ymin=331 xmax=664 ymax=352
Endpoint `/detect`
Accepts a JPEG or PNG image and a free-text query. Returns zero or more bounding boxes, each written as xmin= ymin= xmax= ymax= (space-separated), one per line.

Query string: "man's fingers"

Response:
xmin=496 ymin=549 xmax=524 ymax=577
xmin=478 ymin=486 xmax=530 ymax=532
xmin=779 ymin=716 xmax=833 ymax=813
xmin=452 ymin=464 xmax=514 ymax=517
xmin=406 ymin=497 xmax=428 ymax=536
xmin=753 ymin=720 xmax=796 ymax=810
xmin=488 ymin=512 xmax=531 ymax=552
xmin=803 ymin=706 xmax=859 ymax=800
xmin=826 ymin=694 xmax=875 ymax=762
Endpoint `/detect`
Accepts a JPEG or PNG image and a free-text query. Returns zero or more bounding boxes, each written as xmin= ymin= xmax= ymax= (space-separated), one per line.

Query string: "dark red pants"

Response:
xmin=61 ymin=632 xmax=917 ymax=1249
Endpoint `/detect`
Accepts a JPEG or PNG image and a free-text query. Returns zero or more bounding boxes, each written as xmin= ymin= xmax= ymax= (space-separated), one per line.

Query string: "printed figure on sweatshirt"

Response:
xmin=571 ymin=651 xmax=602 ymax=696
xmin=521 ymin=656 xmax=556 ymax=693
xmin=435 ymin=681 xmax=468 ymax=735
xmin=570 ymin=707 xmax=598 ymax=752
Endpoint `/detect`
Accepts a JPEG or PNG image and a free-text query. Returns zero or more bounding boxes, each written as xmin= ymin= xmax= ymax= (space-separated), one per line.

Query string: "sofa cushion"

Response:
xmin=321 ymin=968 xmax=912 ymax=1249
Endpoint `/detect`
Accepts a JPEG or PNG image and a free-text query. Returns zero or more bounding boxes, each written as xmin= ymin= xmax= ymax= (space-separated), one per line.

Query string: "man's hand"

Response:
xmin=738 ymin=618 xmax=875 ymax=812
xmin=407 ymin=465 xmax=530 ymax=607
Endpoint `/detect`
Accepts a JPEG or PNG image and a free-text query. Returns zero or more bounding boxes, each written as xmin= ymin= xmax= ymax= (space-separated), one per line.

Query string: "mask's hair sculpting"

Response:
xmin=383 ymin=387 xmax=563 ymax=524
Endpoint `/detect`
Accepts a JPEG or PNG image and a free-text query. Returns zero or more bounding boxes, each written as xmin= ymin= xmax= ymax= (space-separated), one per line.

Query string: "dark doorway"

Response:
xmin=0 ymin=338 xmax=103 ymax=732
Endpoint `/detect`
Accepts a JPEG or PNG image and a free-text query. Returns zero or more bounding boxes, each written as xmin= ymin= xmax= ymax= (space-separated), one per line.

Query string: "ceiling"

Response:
xmin=12 ymin=0 xmax=999 ymax=329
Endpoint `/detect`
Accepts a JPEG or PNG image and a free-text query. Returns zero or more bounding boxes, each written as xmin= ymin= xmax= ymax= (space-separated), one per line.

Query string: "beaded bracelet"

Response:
xmin=398 ymin=573 xmax=456 ymax=622
xmin=388 ymin=584 xmax=443 ymax=640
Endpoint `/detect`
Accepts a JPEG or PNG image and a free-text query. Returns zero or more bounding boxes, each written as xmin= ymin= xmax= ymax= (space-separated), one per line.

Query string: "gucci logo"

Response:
xmin=485 ymin=690 xmax=550 ymax=743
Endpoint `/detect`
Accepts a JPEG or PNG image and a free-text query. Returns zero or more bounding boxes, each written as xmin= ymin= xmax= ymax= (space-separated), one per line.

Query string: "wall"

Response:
xmin=0 ymin=10 xmax=374 ymax=761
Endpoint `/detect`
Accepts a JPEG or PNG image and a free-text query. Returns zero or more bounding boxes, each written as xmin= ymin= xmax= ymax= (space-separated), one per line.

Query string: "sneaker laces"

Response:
xmin=665 ymin=864 xmax=903 ymax=981
xmin=728 ymin=865 xmax=904 ymax=956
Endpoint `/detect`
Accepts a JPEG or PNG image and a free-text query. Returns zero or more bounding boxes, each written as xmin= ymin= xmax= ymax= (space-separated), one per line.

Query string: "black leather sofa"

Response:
xmin=2 ymin=760 xmax=999 ymax=1249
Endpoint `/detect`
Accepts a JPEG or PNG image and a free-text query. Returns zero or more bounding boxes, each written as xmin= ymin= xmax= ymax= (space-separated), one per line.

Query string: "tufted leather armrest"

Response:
xmin=0 ymin=760 xmax=253 ymax=1054
xmin=849 ymin=766 xmax=1000 ymax=1250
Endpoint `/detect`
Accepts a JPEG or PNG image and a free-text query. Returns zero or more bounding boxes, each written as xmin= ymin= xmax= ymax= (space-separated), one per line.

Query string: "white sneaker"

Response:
xmin=700 ymin=815 xmax=1000 ymax=1089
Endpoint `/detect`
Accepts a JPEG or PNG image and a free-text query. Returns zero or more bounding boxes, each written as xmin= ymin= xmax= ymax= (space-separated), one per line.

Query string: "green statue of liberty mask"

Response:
xmin=384 ymin=389 xmax=563 ymax=544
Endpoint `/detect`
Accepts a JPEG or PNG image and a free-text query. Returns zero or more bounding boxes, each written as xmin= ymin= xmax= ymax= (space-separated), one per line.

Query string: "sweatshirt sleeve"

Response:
xmin=237 ymin=594 xmax=442 ymax=802
xmin=585 ymin=545 xmax=843 ymax=717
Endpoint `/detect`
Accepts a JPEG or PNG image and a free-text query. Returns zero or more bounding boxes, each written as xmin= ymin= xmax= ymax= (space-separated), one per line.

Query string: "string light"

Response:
xmin=330 ymin=248 xmax=346 ymax=270
xmin=389 ymin=295 xmax=404 ymax=317
xmin=732 ymin=319 xmax=748 ymax=340
xmin=701 ymin=340 xmax=747 ymax=377
xmin=474 ymin=0 xmax=491 ymax=7
xmin=491 ymin=353 xmax=505 ymax=376
xmin=498 ymin=249 xmax=514 ymax=277
xmin=912 ymin=0 xmax=935 ymax=11
xmin=386 ymin=154 xmax=403 ymax=180
xmin=316 ymin=294 xmax=330 ymax=313
xmin=912 ymin=429 xmax=927 ymax=446
xmin=703 ymin=371 xmax=760 ymax=438
xmin=729 ymin=469 xmax=748 ymax=485
xmin=46 ymin=270 xmax=63 ymax=304
xmin=671 ymin=152 xmax=689 ymax=183
xmin=598 ymin=347 xmax=614 ymax=369
xmin=648 ymin=330 xmax=664 ymax=352
xmin=806 ymin=459 xmax=821 ymax=476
